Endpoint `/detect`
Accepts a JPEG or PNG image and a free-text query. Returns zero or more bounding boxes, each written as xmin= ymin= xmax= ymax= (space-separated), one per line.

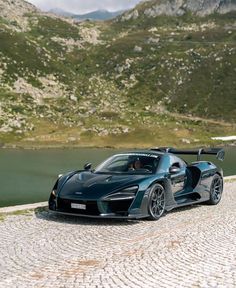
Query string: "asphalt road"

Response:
xmin=0 ymin=182 xmax=235 ymax=288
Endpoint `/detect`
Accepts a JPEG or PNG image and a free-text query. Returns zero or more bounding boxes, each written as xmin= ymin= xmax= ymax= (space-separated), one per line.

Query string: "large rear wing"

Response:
xmin=150 ymin=147 xmax=225 ymax=161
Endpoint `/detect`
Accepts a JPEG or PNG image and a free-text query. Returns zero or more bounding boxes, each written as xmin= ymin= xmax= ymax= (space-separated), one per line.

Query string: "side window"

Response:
xmin=172 ymin=162 xmax=181 ymax=168
xmin=170 ymin=156 xmax=186 ymax=168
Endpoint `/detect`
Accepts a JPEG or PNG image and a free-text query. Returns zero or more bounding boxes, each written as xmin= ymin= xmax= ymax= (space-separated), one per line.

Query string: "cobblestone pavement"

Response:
xmin=0 ymin=182 xmax=235 ymax=288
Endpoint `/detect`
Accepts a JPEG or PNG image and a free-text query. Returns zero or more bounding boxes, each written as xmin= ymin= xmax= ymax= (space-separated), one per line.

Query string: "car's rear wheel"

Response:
xmin=207 ymin=174 xmax=223 ymax=205
xmin=147 ymin=183 xmax=166 ymax=220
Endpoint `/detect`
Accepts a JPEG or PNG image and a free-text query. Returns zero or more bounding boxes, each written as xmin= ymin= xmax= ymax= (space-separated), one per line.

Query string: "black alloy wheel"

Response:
xmin=148 ymin=183 xmax=166 ymax=220
xmin=207 ymin=174 xmax=223 ymax=205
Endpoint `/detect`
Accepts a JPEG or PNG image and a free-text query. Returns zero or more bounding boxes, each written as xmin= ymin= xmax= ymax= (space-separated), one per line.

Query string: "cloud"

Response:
xmin=27 ymin=0 xmax=142 ymax=14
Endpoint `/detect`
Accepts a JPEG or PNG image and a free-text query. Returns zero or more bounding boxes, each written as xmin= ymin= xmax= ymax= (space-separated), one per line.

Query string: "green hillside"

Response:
xmin=0 ymin=0 xmax=235 ymax=148
xmin=109 ymin=11 xmax=236 ymax=121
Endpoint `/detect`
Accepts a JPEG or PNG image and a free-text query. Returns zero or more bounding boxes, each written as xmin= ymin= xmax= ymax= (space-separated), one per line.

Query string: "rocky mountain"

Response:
xmin=0 ymin=0 xmax=37 ymax=18
xmin=49 ymin=8 xmax=125 ymax=21
xmin=48 ymin=8 xmax=74 ymax=17
xmin=121 ymin=0 xmax=236 ymax=20
xmin=0 ymin=0 xmax=235 ymax=148
xmin=0 ymin=0 xmax=37 ymax=30
xmin=73 ymin=9 xmax=125 ymax=21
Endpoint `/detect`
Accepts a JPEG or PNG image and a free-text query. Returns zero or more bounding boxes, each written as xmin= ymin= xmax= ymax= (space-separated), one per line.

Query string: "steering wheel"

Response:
xmin=143 ymin=165 xmax=153 ymax=171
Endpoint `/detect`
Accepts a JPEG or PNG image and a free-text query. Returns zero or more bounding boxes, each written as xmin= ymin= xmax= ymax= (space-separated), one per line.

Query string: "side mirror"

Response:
xmin=169 ymin=166 xmax=181 ymax=174
xmin=217 ymin=150 xmax=225 ymax=161
xmin=84 ymin=163 xmax=92 ymax=171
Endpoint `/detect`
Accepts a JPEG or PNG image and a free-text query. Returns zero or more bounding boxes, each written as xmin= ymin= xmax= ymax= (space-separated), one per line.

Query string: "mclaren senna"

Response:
xmin=49 ymin=147 xmax=224 ymax=220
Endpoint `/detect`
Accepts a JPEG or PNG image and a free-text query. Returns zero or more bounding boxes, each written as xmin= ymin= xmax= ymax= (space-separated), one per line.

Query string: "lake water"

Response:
xmin=0 ymin=147 xmax=235 ymax=208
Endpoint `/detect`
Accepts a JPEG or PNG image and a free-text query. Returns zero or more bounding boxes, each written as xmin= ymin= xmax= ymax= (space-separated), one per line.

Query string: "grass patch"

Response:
xmin=0 ymin=209 xmax=33 ymax=222
xmin=224 ymin=178 xmax=236 ymax=183
xmin=0 ymin=214 xmax=5 ymax=222
xmin=1 ymin=107 xmax=235 ymax=149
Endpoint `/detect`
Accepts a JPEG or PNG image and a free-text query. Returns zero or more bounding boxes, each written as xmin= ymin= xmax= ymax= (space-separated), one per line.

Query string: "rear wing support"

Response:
xmin=150 ymin=147 xmax=225 ymax=161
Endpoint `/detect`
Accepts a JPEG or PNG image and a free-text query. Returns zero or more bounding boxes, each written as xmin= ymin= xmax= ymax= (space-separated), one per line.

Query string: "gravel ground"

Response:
xmin=0 ymin=182 xmax=235 ymax=288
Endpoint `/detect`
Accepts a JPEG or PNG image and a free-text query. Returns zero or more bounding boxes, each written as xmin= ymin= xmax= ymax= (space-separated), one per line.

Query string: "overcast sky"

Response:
xmin=27 ymin=0 xmax=143 ymax=14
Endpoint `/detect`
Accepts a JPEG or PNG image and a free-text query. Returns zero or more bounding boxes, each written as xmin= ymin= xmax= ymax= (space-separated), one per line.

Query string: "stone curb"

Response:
xmin=0 ymin=201 xmax=48 ymax=213
xmin=0 ymin=175 xmax=235 ymax=214
xmin=224 ymin=175 xmax=236 ymax=181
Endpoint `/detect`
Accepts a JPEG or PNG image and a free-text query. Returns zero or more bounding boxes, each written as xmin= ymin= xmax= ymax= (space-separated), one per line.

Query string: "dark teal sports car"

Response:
xmin=49 ymin=147 xmax=224 ymax=220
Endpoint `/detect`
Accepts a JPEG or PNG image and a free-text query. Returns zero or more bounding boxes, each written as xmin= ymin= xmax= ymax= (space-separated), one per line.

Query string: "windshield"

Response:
xmin=94 ymin=154 xmax=160 ymax=174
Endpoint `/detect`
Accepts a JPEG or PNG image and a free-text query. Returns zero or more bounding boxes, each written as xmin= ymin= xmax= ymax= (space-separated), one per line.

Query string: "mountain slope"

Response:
xmin=0 ymin=0 xmax=235 ymax=148
xmin=120 ymin=0 xmax=236 ymax=20
xmin=104 ymin=4 xmax=236 ymax=123
xmin=0 ymin=0 xmax=37 ymax=17
xmin=0 ymin=0 xmax=37 ymax=30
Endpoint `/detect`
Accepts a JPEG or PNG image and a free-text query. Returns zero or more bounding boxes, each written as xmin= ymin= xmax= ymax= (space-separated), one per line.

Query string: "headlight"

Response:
xmin=51 ymin=179 xmax=59 ymax=198
xmin=103 ymin=186 xmax=139 ymax=201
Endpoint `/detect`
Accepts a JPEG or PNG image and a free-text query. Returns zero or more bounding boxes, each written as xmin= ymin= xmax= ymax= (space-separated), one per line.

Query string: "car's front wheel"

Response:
xmin=147 ymin=183 xmax=166 ymax=220
xmin=207 ymin=174 xmax=223 ymax=205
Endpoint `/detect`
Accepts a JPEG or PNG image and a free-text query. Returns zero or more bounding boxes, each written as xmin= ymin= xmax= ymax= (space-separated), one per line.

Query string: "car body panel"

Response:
xmin=58 ymin=172 xmax=153 ymax=200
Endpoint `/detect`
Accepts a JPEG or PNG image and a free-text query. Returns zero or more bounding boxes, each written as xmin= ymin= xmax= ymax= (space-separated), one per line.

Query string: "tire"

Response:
xmin=147 ymin=183 xmax=166 ymax=220
xmin=207 ymin=174 xmax=223 ymax=205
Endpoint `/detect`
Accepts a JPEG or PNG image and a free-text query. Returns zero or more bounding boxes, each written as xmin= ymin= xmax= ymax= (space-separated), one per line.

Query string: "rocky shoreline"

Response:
xmin=1 ymin=140 xmax=236 ymax=150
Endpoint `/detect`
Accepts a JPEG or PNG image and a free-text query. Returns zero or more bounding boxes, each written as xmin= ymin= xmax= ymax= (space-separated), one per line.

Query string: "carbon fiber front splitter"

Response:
xmin=49 ymin=208 xmax=148 ymax=220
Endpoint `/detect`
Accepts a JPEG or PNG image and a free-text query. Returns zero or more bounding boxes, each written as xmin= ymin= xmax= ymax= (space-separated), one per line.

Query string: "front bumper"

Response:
xmin=49 ymin=196 xmax=148 ymax=220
